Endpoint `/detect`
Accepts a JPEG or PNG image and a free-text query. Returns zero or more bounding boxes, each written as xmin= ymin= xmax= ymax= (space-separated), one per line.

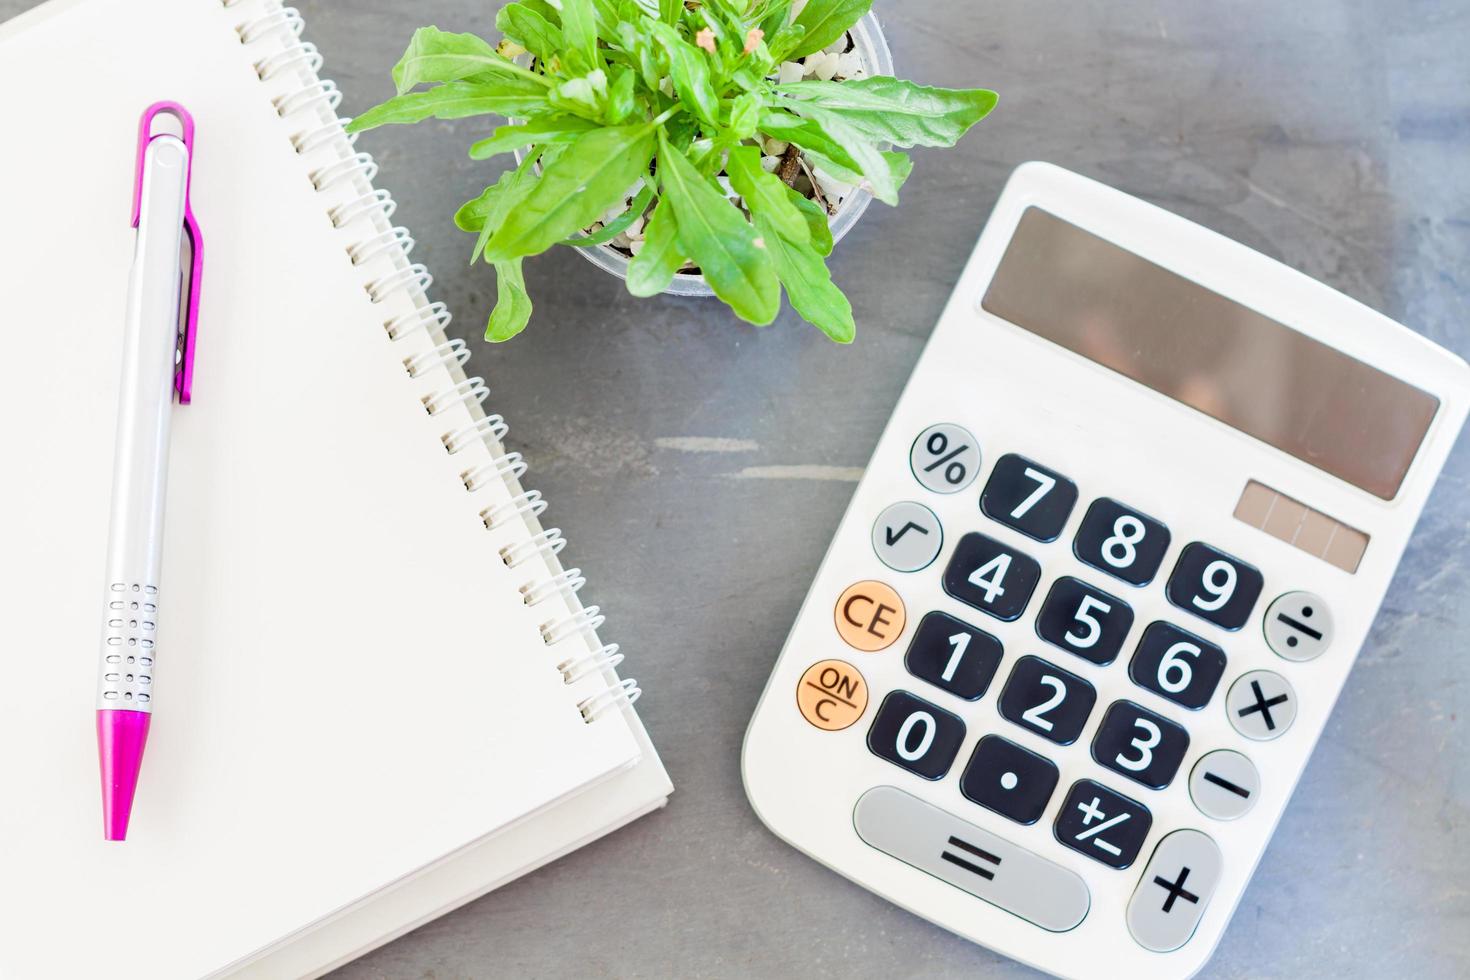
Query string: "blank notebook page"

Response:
xmin=0 ymin=0 xmax=641 ymax=975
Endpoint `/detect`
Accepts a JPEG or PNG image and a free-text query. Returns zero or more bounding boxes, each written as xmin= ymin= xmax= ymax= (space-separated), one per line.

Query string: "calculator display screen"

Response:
xmin=981 ymin=207 xmax=1439 ymax=499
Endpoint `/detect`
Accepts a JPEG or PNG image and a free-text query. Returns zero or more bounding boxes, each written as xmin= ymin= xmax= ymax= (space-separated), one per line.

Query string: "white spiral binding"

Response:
xmin=228 ymin=0 xmax=637 ymax=724
xmin=311 ymin=151 xmax=378 ymax=192
xmin=274 ymin=78 xmax=341 ymax=118
xmin=405 ymin=339 xmax=471 ymax=378
xmin=423 ymin=377 xmax=489 ymax=416
xmin=501 ymin=528 xmax=566 ymax=568
xmin=330 ymin=188 xmax=396 ymax=229
xmin=256 ymin=40 xmax=321 ymax=80
xmin=350 ymin=226 xmax=414 ymax=266
xmin=443 ymin=414 xmax=508 ymax=454
xmin=367 ymin=262 xmax=433 ymax=304
xmin=294 ymin=118 xmax=357 ymax=154
xmin=522 ymin=568 xmax=586 ymax=607
xmin=579 ymin=679 xmax=642 ymax=721
xmin=559 ymin=644 xmax=624 ymax=683
xmin=482 ymin=490 xmax=548 ymax=530
xmin=385 ymin=300 xmax=450 ymax=340
xmin=462 ymin=452 xmax=527 ymax=491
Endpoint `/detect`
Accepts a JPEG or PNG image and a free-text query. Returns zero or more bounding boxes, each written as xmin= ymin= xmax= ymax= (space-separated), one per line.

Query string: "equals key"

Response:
xmin=1264 ymin=592 xmax=1334 ymax=662
xmin=941 ymin=835 xmax=1002 ymax=881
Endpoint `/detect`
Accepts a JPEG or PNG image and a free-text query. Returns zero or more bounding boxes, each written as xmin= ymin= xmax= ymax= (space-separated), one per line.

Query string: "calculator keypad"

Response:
xmin=910 ymin=423 xmax=981 ymax=494
xmin=1035 ymin=576 xmax=1134 ymax=665
xmin=867 ymin=690 xmax=967 ymax=779
xmin=1073 ymin=498 xmax=1172 ymax=586
xmin=1127 ymin=621 xmax=1227 ymax=710
xmin=871 ymin=501 xmax=944 ymax=573
xmin=827 ymin=426 xmax=1305 ymax=952
xmin=980 ymin=454 xmax=1078 ymax=542
xmin=1126 ymin=830 xmax=1222 ymax=952
xmin=1166 ymin=542 xmax=1263 ymax=630
xmin=1055 ymin=779 xmax=1153 ymax=869
xmin=905 ymin=611 xmax=1003 ymax=700
xmin=1225 ymin=670 xmax=1297 ymax=740
xmin=835 ymin=580 xmax=906 ymax=651
xmin=1091 ymin=700 xmax=1191 ymax=790
xmin=960 ymin=734 xmax=1060 ymax=825
xmin=998 ymin=655 xmax=1096 ymax=745
xmin=942 ymin=532 xmax=1041 ymax=622
xmin=853 ymin=786 xmax=1091 ymax=933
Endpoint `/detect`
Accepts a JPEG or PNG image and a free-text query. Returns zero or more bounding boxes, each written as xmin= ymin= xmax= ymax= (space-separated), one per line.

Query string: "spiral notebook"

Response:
xmin=0 ymin=0 xmax=671 ymax=976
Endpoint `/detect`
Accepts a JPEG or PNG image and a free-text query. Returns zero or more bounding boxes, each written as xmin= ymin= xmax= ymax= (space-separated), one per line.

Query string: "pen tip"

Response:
xmin=97 ymin=709 xmax=151 ymax=842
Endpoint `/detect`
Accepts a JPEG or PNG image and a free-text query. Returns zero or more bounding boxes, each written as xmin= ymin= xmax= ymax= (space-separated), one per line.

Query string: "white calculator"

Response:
xmin=742 ymin=162 xmax=1470 ymax=979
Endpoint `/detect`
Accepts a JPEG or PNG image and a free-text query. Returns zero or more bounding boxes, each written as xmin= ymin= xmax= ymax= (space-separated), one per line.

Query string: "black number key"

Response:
xmin=905 ymin=611 xmax=1003 ymax=701
xmin=980 ymin=454 xmax=1078 ymax=542
xmin=1073 ymin=498 xmax=1171 ymax=586
xmin=1128 ymin=621 xmax=1227 ymax=709
xmin=867 ymin=690 xmax=967 ymax=780
xmin=942 ymin=532 xmax=1041 ymax=622
xmin=1035 ymin=576 xmax=1134 ymax=665
xmin=1055 ymin=779 xmax=1153 ymax=869
xmin=998 ymin=655 xmax=1096 ymax=745
xmin=1166 ymin=542 xmax=1263 ymax=631
xmin=1091 ymin=700 xmax=1190 ymax=789
xmin=960 ymin=734 xmax=1059 ymax=825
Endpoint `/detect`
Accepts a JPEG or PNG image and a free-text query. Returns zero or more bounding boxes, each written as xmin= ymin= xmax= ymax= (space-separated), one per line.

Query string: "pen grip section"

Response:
xmin=98 ymin=582 xmax=158 ymax=709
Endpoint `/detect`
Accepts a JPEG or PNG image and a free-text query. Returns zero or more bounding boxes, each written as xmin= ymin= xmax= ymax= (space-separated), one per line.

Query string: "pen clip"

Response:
xmin=132 ymin=101 xmax=202 ymax=405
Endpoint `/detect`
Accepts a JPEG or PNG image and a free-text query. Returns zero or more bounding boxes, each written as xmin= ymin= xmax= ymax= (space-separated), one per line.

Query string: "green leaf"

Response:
xmin=468 ymin=116 xmax=599 ymax=159
xmin=766 ymin=22 xmax=807 ymax=62
xmin=789 ymin=0 xmax=872 ymax=58
xmin=557 ymin=0 xmax=599 ymax=67
xmin=346 ymin=81 xmax=550 ymax=132
xmin=753 ymin=210 xmax=855 ymax=343
xmin=482 ymin=124 xmax=656 ymax=261
xmin=390 ymin=26 xmax=546 ymax=95
xmin=658 ymin=0 xmax=681 ymax=25
xmin=625 ymin=195 xmax=686 ymax=296
xmin=726 ymin=92 xmax=761 ymax=140
xmin=656 ymin=131 xmax=779 ymax=325
xmin=548 ymin=68 xmax=609 ymax=119
xmin=649 ymin=22 xmax=720 ymax=126
xmin=786 ymin=188 xmax=834 ymax=256
xmin=456 ymin=185 xmax=501 ymax=232
xmin=606 ymin=65 xmax=639 ymax=123
xmin=776 ymin=76 xmax=998 ymax=148
xmin=785 ymin=103 xmax=898 ymax=204
xmin=486 ymin=259 xmax=534 ymax=341
xmin=758 ymin=108 xmax=861 ymax=170
xmin=561 ymin=182 xmax=654 ymax=245
xmin=521 ymin=0 xmax=562 ymax=25
xmin=495 ymin=4 xmax=564 ymax=62
xmin=759 ymin=0 xmax=795 ymax=36
xmin=460 ymin=151 xmax=543 ymax=261
xmin=725 ymin=146 xmax=808 ymax=245
xmin=589 ymin=0 xmax=622 ymax=35
xmin=803 ymin=145 xmax=912 ymax=199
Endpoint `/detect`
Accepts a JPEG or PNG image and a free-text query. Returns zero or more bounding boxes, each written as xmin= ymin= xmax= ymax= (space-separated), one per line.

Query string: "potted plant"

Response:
xmin=349 ymin=0 xmax=996 ymax=343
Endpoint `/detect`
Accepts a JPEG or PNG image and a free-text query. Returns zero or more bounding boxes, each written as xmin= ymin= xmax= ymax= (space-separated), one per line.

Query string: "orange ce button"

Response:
xmin=834 ymin=580 xmax=906 ymax=652
xmin=797 ymin=659 xmax=869 ymax=730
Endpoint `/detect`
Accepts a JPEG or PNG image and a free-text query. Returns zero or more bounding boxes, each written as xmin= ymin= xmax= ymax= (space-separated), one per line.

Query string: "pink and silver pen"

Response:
xmin=96 ymin=102 xmax=202 ymax=841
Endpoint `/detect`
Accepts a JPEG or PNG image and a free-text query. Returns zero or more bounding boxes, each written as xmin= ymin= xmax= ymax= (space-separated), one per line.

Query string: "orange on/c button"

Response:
xmin=834 ymin=580 xmax=906 ymax=651
xmin=797 ymin=659 xmax=869 ymax=730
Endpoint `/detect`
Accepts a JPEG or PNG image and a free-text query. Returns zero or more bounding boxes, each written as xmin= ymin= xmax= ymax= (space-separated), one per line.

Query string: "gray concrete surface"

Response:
xmin=13 ymin=0 xmax=1470 ymax=975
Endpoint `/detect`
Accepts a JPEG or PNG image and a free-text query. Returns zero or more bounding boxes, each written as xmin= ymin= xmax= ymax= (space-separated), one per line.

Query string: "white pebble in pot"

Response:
xmin=777 ymin=61 xmax=803 ymax=84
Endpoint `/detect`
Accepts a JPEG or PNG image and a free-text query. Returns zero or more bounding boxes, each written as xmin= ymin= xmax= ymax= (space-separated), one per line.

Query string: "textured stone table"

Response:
xmin=15 ymin=0 xmax=1470 ymax=975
